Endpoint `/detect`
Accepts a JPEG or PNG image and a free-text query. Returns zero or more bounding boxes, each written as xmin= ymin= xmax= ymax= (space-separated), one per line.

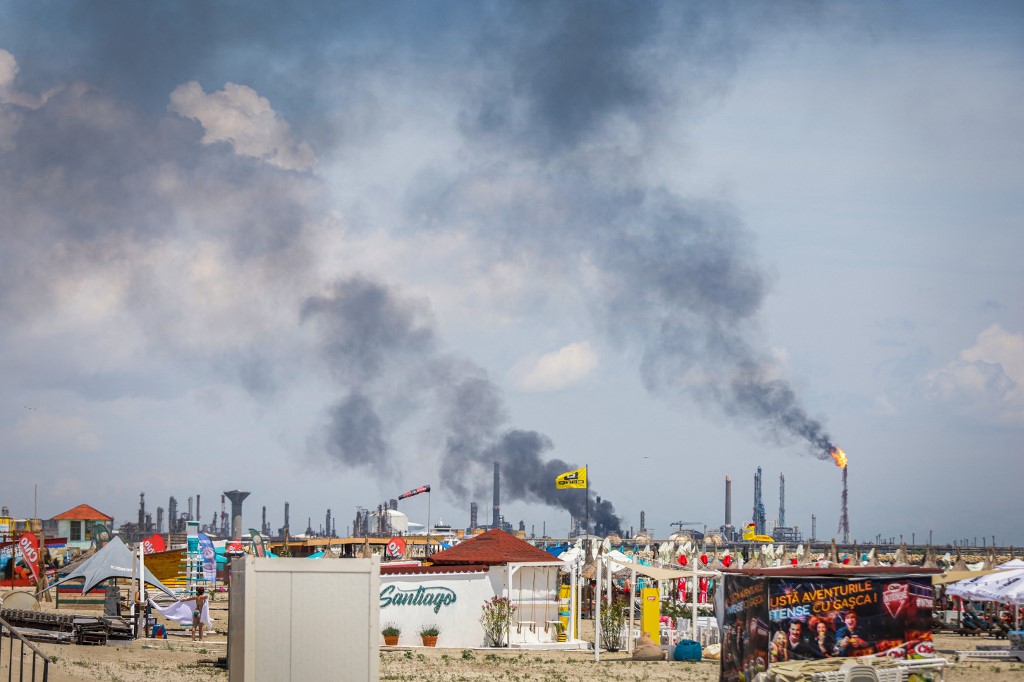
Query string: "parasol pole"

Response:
xmin=585 ymin=465 xmax=590 ymax=538
xmin=594 ymin=555 xmax=602 ymax=662
xmin=425 ymin=486 xmax=432 ymax=558
xmin=691 ymin=566 xmax=698 ymax=638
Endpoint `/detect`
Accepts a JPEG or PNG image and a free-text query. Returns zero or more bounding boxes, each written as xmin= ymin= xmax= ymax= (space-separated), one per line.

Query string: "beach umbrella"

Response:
xmin=948 ymin=568 xmax=1024 ymax=600
xmin=997 ymin=559 xmax=1024 ymax=570
xmin=973 ymin=574 xmax=1024 ymax=605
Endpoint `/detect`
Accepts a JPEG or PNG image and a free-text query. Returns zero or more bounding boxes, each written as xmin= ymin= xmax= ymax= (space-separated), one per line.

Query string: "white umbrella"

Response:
xmin=948 ymin=568 xmax=1024 ymax=600
xmin=997 ymin=559 xmax=1024 ymax=570
xmin=974 ymin=574 xmax=1024 ymax=605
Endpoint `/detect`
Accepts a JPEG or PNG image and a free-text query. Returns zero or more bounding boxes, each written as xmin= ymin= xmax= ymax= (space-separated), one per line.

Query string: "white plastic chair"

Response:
xmin=840 ymin=665 xmax=879 ymax=682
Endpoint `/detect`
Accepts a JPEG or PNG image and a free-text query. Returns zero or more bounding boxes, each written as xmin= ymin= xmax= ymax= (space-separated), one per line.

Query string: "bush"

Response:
xmin=419 ymin=624 xmax=440 ymax=637
xmin=600 ymin=599 xmax=627 ymax=651
xmin=480 ymin=596 xmax=517 ymax=647
xmin=382 ymin=623 xmax=401 ymax=637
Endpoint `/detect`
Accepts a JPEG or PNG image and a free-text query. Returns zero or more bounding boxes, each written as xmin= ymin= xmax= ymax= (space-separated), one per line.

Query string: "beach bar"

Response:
xmin=379 ymin=529 xmax=582 ymax=649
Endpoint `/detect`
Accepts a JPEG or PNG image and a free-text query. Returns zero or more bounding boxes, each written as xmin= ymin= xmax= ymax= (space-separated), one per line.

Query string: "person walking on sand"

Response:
xmin=176 ymin=586 xmax=209 ymax=640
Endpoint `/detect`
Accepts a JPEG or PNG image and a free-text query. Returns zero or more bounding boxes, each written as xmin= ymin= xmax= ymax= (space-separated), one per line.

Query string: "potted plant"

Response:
xmin=480 ymin=596 xmax=517 ymax=647
xmin=419 ymin=624 xmax=440 ymax=647
xmin=382 ymin=623 xmax=401 ymax=646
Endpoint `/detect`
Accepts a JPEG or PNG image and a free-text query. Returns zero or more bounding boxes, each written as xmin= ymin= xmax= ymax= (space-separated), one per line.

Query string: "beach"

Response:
xmin=14 ymin=612 xmax=1024 ymax=682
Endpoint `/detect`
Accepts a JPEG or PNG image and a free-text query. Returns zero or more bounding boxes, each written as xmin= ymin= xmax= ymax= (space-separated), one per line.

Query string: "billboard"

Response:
xmin=721 ymin=575 xmax=770 ymax=682
xmin=766 ymin=576 xmax=934 ymax=662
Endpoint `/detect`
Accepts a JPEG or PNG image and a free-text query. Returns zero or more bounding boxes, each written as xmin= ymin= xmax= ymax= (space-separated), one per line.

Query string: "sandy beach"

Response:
xmin=10 ymin=602 xmax=1024 ymax=682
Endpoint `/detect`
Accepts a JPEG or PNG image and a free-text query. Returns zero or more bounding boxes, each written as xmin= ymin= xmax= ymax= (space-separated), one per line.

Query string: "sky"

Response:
xmin=1 ymin=1 xmax=1022 ymax=547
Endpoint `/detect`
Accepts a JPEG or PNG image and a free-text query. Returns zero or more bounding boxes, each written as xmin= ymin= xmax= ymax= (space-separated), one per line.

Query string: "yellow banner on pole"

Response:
xmin=555 ymin=466 xmax=587 ymax=489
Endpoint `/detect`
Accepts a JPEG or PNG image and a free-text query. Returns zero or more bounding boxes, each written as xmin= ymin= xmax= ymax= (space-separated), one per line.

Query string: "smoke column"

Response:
xmin=302 ymin=277 xmax=622 ymax=532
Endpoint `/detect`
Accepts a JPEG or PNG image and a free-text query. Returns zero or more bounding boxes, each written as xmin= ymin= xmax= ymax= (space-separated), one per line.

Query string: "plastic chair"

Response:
xmin=841 ymin=665 xmax=879 ymax=682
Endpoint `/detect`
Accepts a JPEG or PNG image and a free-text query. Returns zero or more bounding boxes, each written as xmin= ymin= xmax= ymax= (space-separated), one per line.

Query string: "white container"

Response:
xmin=228 ymin=556 xmax=380 ymax=682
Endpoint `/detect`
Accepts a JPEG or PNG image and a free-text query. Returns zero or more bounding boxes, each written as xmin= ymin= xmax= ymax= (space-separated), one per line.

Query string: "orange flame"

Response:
xmin=830 ymin=446 xmax=848 ymax=469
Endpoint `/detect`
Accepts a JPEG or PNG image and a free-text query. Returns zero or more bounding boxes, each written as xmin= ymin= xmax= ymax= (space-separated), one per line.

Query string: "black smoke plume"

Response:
xmin=303 ymin=276 xmax=621 ymax=531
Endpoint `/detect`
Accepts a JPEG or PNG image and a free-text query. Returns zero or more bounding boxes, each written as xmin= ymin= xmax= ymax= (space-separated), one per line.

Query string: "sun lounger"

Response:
xmin=955 ymin=648 xmax=1024 ymax=663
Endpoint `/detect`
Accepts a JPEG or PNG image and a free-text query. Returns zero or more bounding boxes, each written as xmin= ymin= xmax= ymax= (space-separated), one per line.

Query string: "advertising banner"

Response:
xmin=93 ymin=523 xmax=111 ymax=548
xmin=721 ymin=575 xmax=770 ymax=682
xmin=766 ymin=576 xmax=934 ymax=662
xmin=249 ymin=529 xmax=268 ymax=558
xmin=141 ymin=533 xmax=166 ymax=554
xmin=198 ymin=532 xmax=217 ymax=582
xmin=17 ymin=533 xmax=41 ymax=582
xmin=385 ymin=537 xmax=407 ymax=559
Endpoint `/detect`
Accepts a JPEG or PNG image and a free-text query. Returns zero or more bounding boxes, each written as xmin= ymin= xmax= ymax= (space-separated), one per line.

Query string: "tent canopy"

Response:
xmin=47 ymin=536 xmax=176 ymax=596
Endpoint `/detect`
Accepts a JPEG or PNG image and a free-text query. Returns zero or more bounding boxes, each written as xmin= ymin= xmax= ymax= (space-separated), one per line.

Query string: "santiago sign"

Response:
xmin=380 ymin=584 xmax=457 ymax=614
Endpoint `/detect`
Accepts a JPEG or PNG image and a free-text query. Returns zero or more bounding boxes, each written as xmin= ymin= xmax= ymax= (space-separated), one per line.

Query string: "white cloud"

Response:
xmin=0 ymin=49 xmax=57 ymax=150
xmin=169 ymin=81 xmax=315 ymax=171
xmin=14 ymin=411 xmax=101 ymax=451
xmin=926 ymin=324 xmax=1024 ymax=424
xmin=511 ymin=341 xmax=598 ymax=392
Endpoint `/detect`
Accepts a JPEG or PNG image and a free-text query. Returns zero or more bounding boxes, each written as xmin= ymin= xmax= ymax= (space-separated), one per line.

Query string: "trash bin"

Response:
xmin=673 ymin=639 xmax=702 ymax=662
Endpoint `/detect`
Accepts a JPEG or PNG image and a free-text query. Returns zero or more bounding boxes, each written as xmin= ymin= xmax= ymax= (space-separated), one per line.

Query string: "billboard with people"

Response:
xmin=767 ymin=576 xmax=934 ymax=661
xmin=721 ymin=572 xmax=936 ymax=681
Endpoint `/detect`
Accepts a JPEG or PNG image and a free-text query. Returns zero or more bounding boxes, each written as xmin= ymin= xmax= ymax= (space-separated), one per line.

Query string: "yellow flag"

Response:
xmin=555 ymin=466 xmax=587 ymax=489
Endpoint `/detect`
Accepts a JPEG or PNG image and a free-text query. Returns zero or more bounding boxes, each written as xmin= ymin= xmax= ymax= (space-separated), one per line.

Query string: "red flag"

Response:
xmin=17 ymin=534 xmax=41 ymax=583
xmin=698 ymin=576 xmax=709 ymax=604
xmin=141 ymin=534 xmax=166 ymax=554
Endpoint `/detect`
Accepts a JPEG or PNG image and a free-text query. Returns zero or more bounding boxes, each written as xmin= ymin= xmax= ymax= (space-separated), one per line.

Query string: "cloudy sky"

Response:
xmin=2 ymin=2 xmax=1021 ymax=547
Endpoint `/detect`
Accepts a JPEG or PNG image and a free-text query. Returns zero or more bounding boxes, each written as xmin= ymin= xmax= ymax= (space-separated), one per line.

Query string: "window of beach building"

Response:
xmin=70 ymin=521 xmax=82 ymax=541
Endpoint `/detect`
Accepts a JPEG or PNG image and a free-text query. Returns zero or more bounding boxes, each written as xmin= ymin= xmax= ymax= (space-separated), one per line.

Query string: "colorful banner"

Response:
xmin=555 ymin=466 xmax=587 ymax=489
xmin=721 ymin=575 xmax=770 ymax=682
xmin=197 ymin=532 xmax=217 ymax=582
xmin=398 ymin=484 xmax=430 ymax=500
xmin=385 ymin=537 xmax=407 ymax=559
xmin=93 ymin=523 xmax=111 ymax=548
xmin=249 ymin=529 xmax=268 ymax=558
xmin=17 ymin=533 xmax=41 ymax=583
xmin=141 ymin=533 xmax=166 ymax=554
xmin=766 ymin=576 xmax=934 ymax=662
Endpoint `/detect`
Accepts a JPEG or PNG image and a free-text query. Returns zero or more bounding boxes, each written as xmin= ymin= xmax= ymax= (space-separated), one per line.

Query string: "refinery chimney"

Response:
xmin=725 ymin=476 xmax=732 ymax=526
xmin=492 ymin=462 xmax=500 ymax=529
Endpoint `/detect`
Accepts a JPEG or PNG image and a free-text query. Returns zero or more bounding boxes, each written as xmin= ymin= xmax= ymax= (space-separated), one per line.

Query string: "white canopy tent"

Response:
xmin=45 ymin=536 xmax=175 ymax=596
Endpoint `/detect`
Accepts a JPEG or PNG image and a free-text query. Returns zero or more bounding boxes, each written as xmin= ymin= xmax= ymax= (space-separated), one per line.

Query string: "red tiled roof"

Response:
xmin=381 ymin=564 xmax=488 ymax=576
xmin=428 ymin=529 xmax=559 ymax=566
xmin=51 ymin=504 xmax=113 ymax=521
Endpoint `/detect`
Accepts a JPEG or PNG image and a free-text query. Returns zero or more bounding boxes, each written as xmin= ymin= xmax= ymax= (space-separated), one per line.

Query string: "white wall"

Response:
xmin=380 ymin=569 xmax=500 ymax=647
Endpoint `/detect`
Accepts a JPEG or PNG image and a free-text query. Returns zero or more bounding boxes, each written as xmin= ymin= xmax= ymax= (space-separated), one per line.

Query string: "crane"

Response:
xmin=669 ymin=521 xmax=704 ymax=530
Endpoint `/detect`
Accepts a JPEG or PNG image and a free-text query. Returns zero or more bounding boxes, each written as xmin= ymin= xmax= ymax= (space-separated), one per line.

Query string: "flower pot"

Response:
xmin=421 ymin=635 xmax=438 ymax=647
xmin=383 ymin=635 xmax=399 ymax=646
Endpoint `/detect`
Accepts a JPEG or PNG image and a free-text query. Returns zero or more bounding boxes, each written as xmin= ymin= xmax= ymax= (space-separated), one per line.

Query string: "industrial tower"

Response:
xmin=753 ymin=467 xmax=767 ymax=536
xmin=778 ymin=473 xmax=785 ymax=528
xmin=837 ymin=466 xmax=850 ymax=543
